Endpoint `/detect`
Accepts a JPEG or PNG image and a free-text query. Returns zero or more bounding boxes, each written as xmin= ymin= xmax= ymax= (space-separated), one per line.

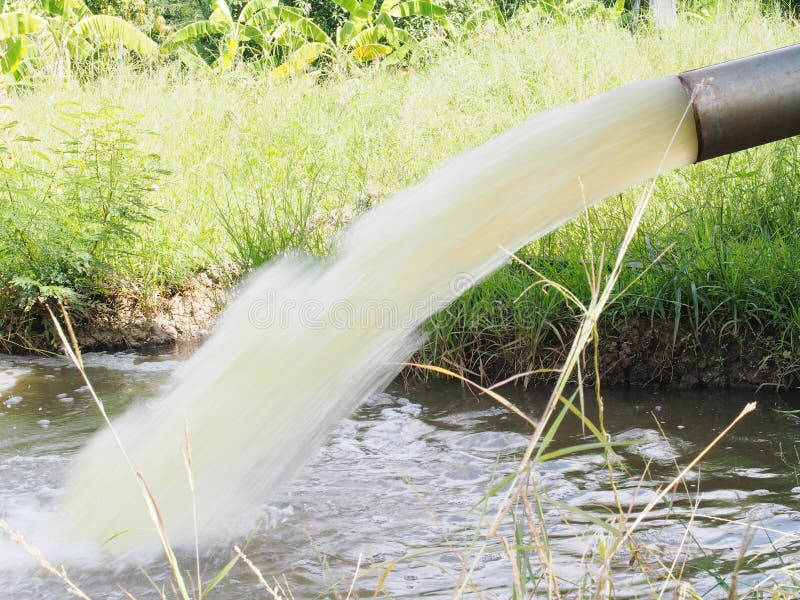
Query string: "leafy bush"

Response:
xmin=0 ymin=103 xmax=166 ymax=343
xmin=161 ymin=0 xmax=452 ymax=76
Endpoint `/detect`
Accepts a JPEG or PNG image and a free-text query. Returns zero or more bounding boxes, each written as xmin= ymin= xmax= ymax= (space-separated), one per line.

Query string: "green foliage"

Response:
xmin=216 ymin=180 xmax=335 ymax=270
xmin=424 ymin=136 xmax=800 ymax=383
xmin=283 ymin=0 xmax=346 ymax=33
xmin=84 ymin=0 xmax=151 ymax=20
xmin=0 ymin=11 xmax=46 ymax=76
xmin=421 ymin=261 xmax=575 ymax=378
xmin=0 ymin=0 xmax=158 ymax=85
xmin=0 ymin=11 xmax=47 ymax=38
xmin=4 ymin=0 xmax=718 ymax=83
xmin=160 ymin=0 xmax=450 ymax=75
xmin=0 ymin=104 xmax=165 ymax=328
xmin=161 ymin=0 xmax=328 ymax=72
xmin=4 ymin=1 xmax=800 ymax=370
xmin=514 ymin=0 xmax=626 ymax=24
xmin=70 ymin=13 xmax=158 ymax=54
xmin=323 ymin=0 xmax=450 ymax=69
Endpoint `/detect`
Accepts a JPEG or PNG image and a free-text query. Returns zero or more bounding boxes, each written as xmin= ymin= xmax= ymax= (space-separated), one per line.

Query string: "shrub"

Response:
xmin=0 ymin=102 xmax=166 ymax=346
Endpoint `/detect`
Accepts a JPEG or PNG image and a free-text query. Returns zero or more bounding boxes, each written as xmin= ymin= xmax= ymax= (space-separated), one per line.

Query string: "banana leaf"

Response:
xmin=0 ymin=12 xmax=46 ymax=39
xmin=70 ymin=15 xmax=158 ymax=56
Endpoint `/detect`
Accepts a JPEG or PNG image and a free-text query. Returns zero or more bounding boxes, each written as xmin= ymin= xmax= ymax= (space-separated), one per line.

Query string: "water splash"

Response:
xmin=53 ymin=76 xmax=697 ymax=556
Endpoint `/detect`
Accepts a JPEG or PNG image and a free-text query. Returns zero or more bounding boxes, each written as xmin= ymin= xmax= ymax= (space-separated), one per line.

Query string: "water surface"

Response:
xmin=1 ymin=352 xmax=798 ymax=598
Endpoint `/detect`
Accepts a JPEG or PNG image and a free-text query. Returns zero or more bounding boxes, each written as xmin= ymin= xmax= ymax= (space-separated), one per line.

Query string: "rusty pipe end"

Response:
xmin=678 ymin=44 xmax=800 ymax=163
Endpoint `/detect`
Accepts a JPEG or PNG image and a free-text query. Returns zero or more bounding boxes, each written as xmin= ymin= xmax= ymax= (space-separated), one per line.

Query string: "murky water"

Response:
xmin=1 ymin=352 xmax=798 ymax=598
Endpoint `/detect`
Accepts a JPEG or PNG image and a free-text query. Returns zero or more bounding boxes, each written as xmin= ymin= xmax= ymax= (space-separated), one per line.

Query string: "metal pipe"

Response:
xmin=677 ymin=44 xmax=800 ymax=163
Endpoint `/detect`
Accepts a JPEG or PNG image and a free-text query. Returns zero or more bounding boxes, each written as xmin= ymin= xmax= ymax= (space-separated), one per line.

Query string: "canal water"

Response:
xmin=1 ymin=352 xmax=798 ymax=598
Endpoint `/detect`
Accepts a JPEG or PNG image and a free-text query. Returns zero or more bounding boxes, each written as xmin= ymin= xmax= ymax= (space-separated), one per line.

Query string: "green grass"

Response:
xmin=421 ymin=136 xmax=800 ymax=385
xmin=3 ymin=1 xmax=800 ymax=382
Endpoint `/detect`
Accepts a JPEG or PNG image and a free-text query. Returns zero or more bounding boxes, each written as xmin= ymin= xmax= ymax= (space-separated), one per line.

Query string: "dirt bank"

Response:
xmin=417 ymin=316 xmax=800 ymax=391
xmin=74 ymin=271 xmax=228 ymax=351
xmin=5 ymin=272 xmax=799 ymax=390
xmin=594 ymin=316 xmax=800 ymax=390
xmin=0 ymin=265 xmax=234 ymax=354
xmin=76 ymin=264 xmax=241 ymax=351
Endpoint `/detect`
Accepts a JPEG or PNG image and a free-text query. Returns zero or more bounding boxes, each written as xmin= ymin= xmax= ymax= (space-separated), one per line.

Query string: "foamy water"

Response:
xmin=50 ymin=76 xmax=697 ymax=556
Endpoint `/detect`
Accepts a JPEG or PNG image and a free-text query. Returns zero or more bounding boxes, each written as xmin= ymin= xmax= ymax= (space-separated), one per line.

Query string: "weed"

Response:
xmin=0 ymin=102 xmax=166 ymax=349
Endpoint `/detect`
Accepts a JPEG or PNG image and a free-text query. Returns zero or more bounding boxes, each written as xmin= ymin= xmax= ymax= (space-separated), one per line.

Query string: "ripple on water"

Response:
xmin=615 ymin=427 xmax=687 ymax=463
xmin=447 ymin=430 xmax=529 ymax=455
xmin=429 ymin=406 xmax=508 ymax=429
xmin=2 ymin=357 xmax=800 ymax=599
xmin=730 ymin=466 xmax=781 ymax=480
xmin=78 ymin=352 xmax=180 ymax=373
xmin=3 ymin=396 xmax=23 ymax=408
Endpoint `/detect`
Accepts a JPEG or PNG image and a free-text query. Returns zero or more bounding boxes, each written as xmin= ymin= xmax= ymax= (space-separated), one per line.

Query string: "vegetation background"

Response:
xmin=1 ymin=0 xmax=800 ymax=389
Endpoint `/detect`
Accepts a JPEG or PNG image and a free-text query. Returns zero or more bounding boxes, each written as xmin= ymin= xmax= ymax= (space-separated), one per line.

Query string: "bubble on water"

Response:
xmin=80 ymin=352 xmax=179 ymax=372
xmin=396 ymin=399 xmax=422 ymax=417
xmin=0 ymin=368 xmax=30 ymax=393
xmin=37 ymin=419 xmax=51 ymax=429
xmin=4 ymin=396 xmax=23 ymax=408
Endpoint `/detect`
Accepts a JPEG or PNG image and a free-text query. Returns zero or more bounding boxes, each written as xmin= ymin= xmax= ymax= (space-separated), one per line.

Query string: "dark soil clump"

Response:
xmin=593 ymin=316 xmax=800 ymax=390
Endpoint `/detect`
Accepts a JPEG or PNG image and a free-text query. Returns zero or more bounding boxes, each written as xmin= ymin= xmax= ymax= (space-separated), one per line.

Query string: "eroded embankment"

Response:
xmin=75 ymin=271 xmax=226 ymax=350
xmin=1 ymin=266 xmax=233 ymax=354
xmin=4 ymin=274 xmax=798 ymax=390
xmin=529 ymin=316 xmax=799 ymax=390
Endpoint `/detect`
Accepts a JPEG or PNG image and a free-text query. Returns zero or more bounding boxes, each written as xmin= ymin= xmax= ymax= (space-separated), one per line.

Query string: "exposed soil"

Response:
xmin=5 ymin=268 xmax=800 ymax=390
xmin=417 ymin=316 xmax=800 ymax=391
xmin=0 ymin=264 xmax=237 ymax=355
xmin=593 ymin=316 xmax=800 ymax=390
xmin=72 ymin=264 xmax=238 ymax=351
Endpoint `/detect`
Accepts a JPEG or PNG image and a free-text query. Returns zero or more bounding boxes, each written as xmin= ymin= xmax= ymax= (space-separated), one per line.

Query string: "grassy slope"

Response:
xmin=6 ymin=3 xmax=800 ymax=383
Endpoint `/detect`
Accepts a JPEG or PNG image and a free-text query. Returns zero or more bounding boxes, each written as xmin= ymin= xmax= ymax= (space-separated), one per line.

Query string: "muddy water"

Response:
xmin=1 ymin=352 xmax=799 ymax=598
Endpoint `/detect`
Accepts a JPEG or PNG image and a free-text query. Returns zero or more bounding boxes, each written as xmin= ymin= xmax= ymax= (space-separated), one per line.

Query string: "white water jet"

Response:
xmin=52 ymin=76 xmax=697 ymax=556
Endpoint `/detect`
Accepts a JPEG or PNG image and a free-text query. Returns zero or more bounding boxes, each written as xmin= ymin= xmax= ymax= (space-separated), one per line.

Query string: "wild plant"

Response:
xmin=161 ymin=0 xmax=451 ymax=77
xmin=0 ymin=102 xmax=166 ymax=349
xmin=391 ymin=103 xmax=777 ymax=598
xmin=1 ymin=0 xmax=158 ymax=85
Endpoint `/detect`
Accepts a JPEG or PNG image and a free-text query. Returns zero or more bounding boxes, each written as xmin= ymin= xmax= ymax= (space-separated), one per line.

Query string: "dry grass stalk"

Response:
xmin=0 ymin=519 xmax=92 ymax=600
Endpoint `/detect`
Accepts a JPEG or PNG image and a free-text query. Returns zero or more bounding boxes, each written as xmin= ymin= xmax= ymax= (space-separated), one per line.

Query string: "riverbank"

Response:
xmin=2 ymin=5 xmax=800 ymax=389
xmin=12 ymin=275 xmax=797 ymax=391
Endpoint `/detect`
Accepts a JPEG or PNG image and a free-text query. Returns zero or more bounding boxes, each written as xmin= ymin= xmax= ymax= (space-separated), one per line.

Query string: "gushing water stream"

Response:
xmin=52 ymin=76 xmax=697 ymax=555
